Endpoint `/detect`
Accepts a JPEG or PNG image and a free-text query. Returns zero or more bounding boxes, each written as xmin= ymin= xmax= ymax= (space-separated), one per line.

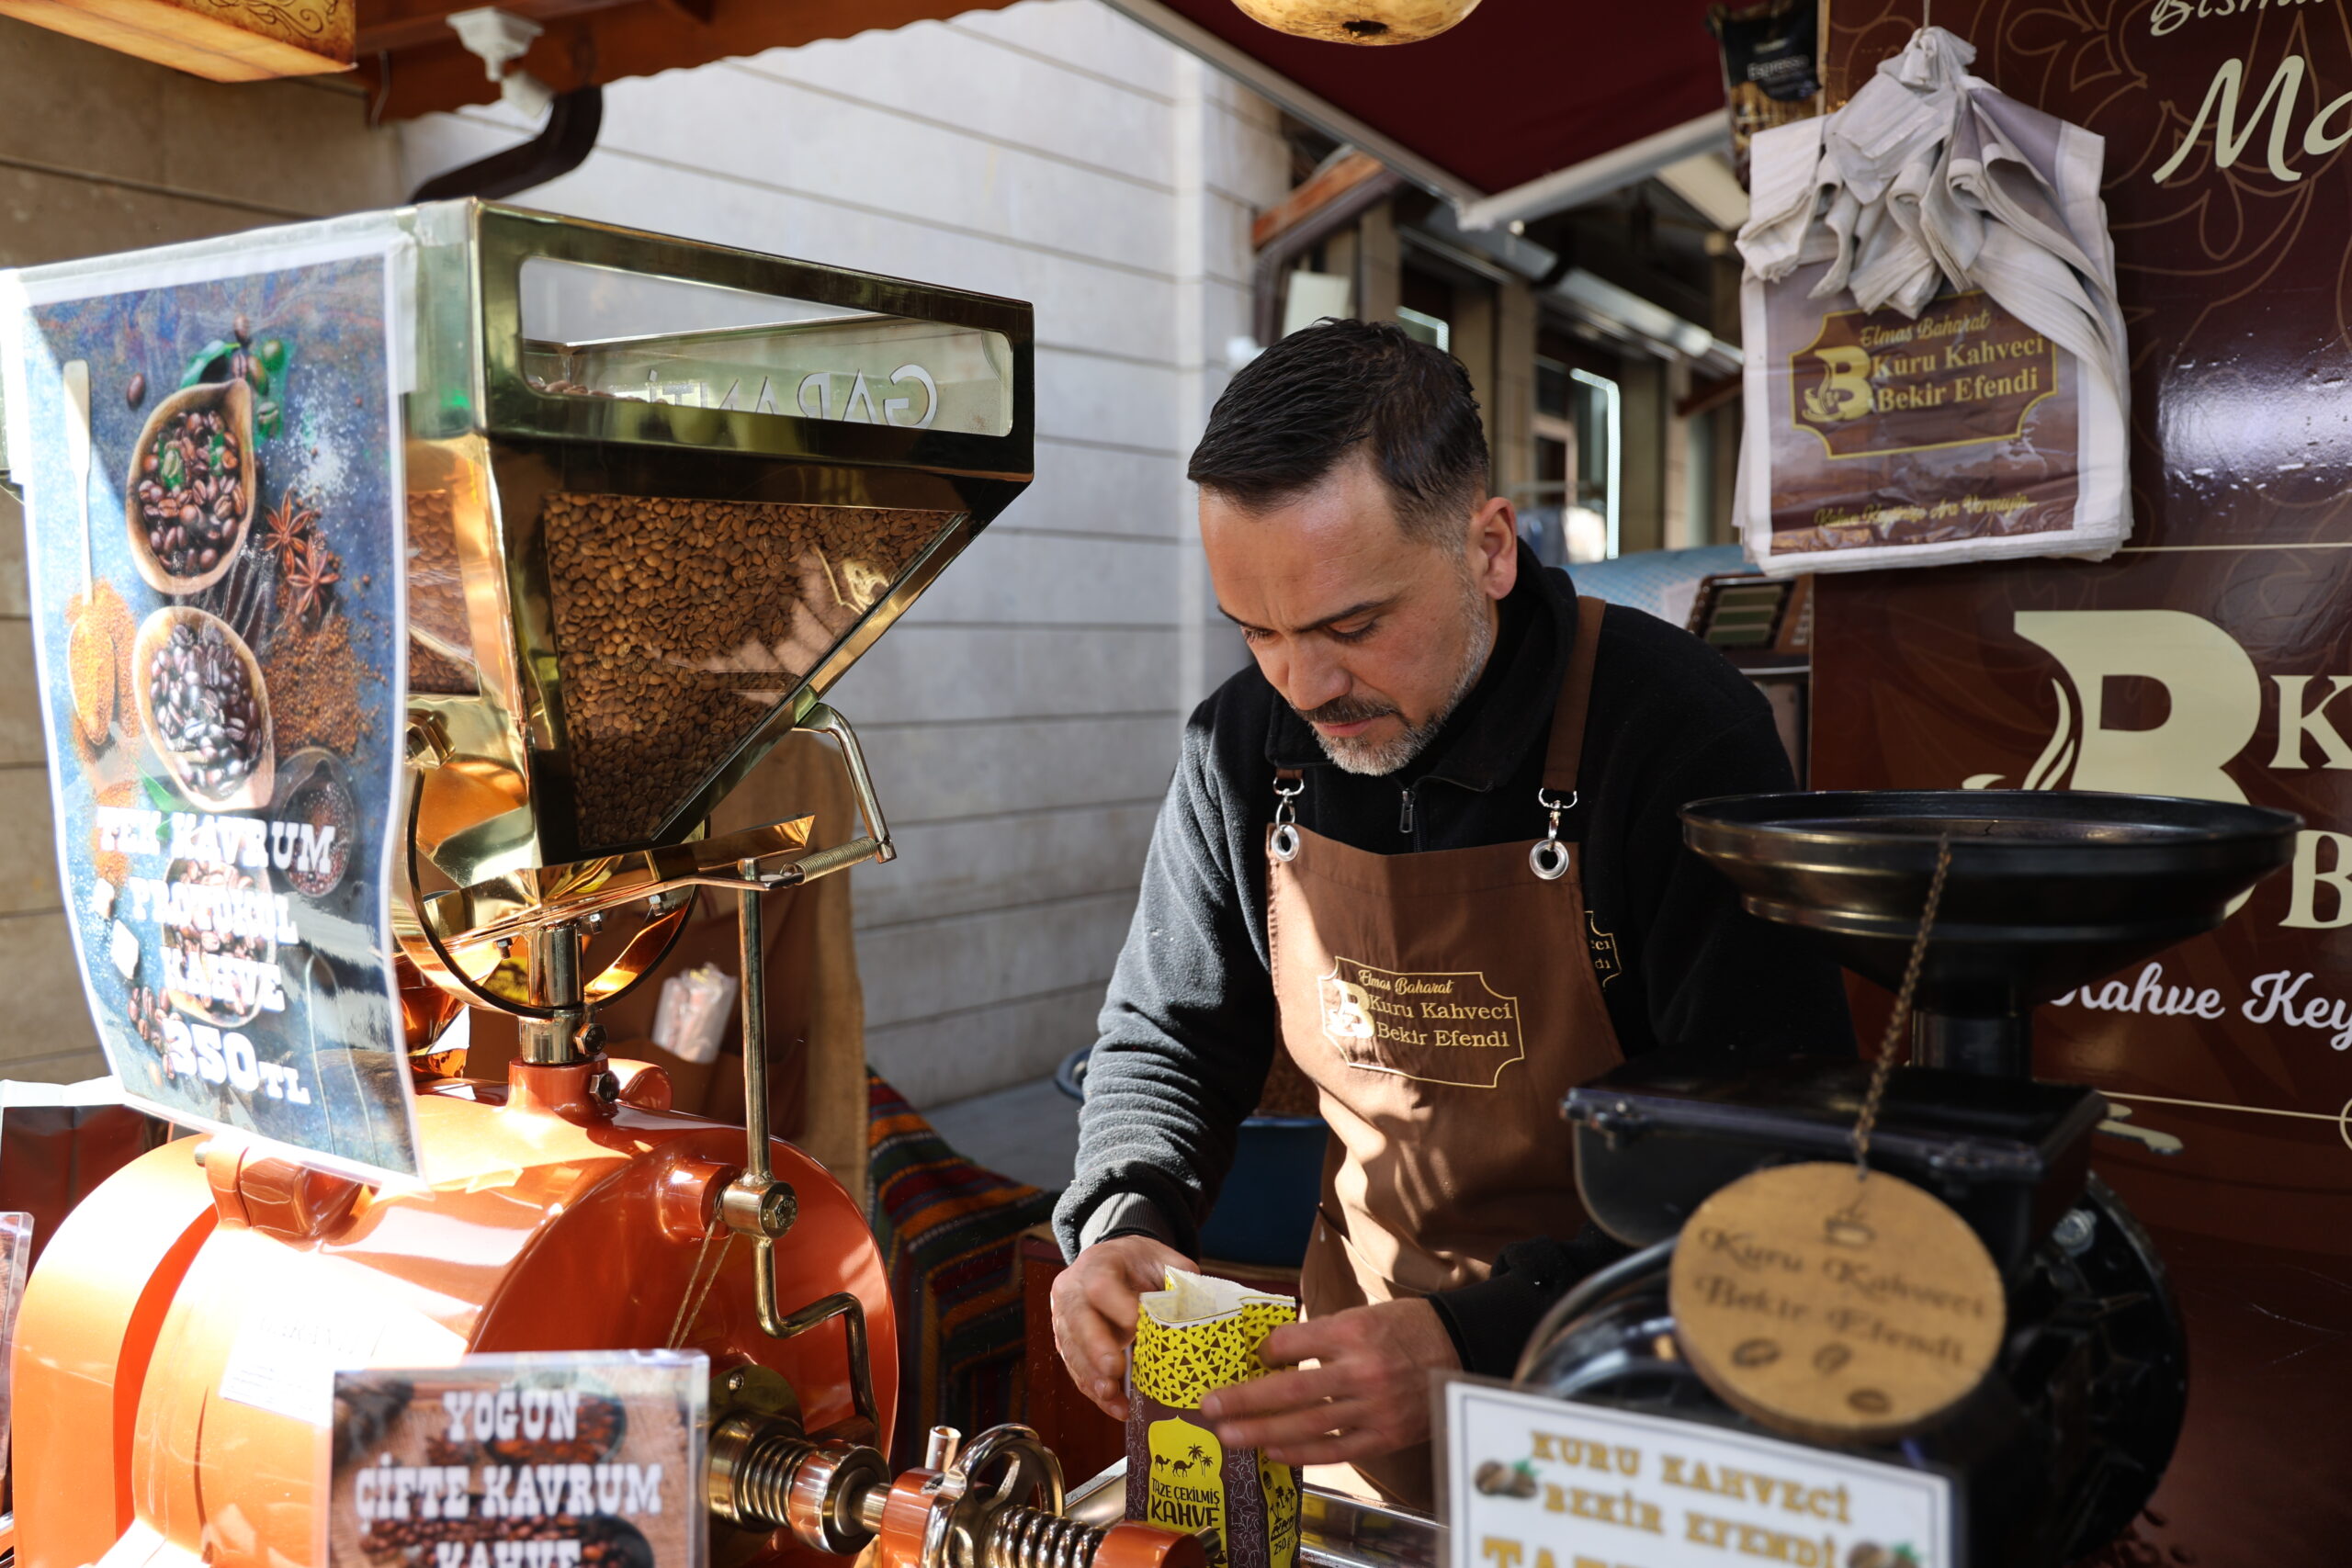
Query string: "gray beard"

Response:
xmin=1312 ymin=581 xmax=1498 ymax=777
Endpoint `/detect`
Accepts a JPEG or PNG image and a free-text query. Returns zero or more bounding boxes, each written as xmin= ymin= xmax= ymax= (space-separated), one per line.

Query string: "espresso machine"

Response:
xmin=1521 ymin=791 xmax=2298 ymax=1567
xmin=4 ymin=202 xmax=1197 ymax=1568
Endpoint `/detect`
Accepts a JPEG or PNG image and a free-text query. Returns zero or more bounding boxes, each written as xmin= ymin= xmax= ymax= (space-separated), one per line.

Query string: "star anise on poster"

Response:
xmin=285 ymin=533 xmax=342 ymax=626
xmin=260 ymin=486 xmax=318 ymax=568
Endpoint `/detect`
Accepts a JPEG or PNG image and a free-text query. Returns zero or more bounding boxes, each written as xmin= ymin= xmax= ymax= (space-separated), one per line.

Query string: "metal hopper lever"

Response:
xmin=724 ymin=702 xmax=894 ymax=1337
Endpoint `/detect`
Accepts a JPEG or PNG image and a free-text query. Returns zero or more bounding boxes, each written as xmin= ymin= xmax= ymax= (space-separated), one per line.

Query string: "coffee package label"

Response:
xmin=1741 ymin=262 xmax=2125 ymax=575
xmin=1126 ymin=1270 xmax=1300 ymax=1568
xmin=1709 ymin=0 xmax=1825 ymax=172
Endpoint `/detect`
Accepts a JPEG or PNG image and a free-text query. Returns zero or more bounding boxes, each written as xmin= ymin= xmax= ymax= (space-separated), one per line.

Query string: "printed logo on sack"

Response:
xmin=1963 ymin=610 xmax=2352 ymax=1048
xmin=1791 ymin=291 xmax=2058 ymax=459
xmin=1317 ymin=957 xmax=1525 ymax=1087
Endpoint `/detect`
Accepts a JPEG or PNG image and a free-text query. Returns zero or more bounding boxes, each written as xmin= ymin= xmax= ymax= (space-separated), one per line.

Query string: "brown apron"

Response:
xmin=1264 ymin=597 xmax=1626 ymax=1510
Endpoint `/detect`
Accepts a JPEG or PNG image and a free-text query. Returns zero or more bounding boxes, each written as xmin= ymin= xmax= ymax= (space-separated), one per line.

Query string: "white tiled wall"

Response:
xmin=0 ymin=3 xmax=1282 ymax=1104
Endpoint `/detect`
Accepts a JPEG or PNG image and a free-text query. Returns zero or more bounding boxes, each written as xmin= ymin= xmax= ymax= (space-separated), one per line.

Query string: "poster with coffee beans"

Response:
xmin=329 ymin=1352 xmax=706 ymax=1568
xmin=2 ymin=233 xmax=419 ymax=1179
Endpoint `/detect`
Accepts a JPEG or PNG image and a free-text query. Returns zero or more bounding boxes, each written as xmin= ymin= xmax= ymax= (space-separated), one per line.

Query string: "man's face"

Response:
xmin=1203 ymin=454 xmax=1520 ymax=775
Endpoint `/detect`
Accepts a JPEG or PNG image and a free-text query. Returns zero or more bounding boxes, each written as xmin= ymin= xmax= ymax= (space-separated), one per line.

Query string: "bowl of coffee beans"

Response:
xmin=125 ymin=378 xmax=257 ymax=594
xmin=133 ymin=606 xmax=274 ymax=812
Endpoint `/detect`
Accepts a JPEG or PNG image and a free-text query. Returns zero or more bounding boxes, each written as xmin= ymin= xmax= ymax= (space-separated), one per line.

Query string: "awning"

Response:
xmin=358 ymin=0 xmax=1023 ymax=119
xmin=1100 ymin=0 xmax=1730 ymax=213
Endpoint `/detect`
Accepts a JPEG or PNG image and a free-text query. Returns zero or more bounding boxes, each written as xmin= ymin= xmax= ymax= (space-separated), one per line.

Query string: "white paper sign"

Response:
xmin=218 ymin=1292 xmax=386 ymax=1426
xmin=1443 ymin=1380 xmax=1955 ymax=1568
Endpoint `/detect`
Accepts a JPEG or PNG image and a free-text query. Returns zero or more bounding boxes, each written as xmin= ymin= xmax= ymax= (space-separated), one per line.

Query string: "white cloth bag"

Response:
xmin=1735 ymin=28 xmax=2129 ymax=576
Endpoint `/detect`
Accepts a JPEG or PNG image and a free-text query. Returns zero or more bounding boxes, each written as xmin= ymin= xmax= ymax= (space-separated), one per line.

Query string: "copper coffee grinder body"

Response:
xmin=5 ymin=203 xmax=1200 ymax=1568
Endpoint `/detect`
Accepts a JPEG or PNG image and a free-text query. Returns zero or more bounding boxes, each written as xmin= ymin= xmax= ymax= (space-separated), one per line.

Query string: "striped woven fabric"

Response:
xmin=867 ymin=1071 xmax=1060 ymax=1470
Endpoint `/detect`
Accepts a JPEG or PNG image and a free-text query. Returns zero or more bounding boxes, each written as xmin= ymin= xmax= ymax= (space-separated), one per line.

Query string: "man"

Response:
xmin=1049 ymin=321 xmax=1850 ymax=1507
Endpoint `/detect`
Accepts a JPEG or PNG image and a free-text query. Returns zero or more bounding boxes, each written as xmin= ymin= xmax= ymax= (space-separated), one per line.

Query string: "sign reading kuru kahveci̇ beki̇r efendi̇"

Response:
xmin=2 ymin=235 xmax=419 ymax=1179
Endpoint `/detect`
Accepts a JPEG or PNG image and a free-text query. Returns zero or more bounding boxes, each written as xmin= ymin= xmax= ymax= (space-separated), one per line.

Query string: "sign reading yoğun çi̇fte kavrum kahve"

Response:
xmin=1 ymin=220 xmax=420 ymax=1181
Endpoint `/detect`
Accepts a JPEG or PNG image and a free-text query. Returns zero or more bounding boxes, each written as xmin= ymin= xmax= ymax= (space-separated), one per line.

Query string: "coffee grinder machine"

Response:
xmin=4 ymin=201 xmax=1198 ymax=1568
xmin=1521 ymin=790 xmax=2298 ymax=1566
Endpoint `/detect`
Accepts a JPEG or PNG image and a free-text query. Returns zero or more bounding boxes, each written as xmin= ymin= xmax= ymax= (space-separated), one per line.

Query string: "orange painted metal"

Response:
xmin=872 ymin=1468 xmax=948 ymax=1568
xmin=12 ymin=1053 xmax=899 ymax=1568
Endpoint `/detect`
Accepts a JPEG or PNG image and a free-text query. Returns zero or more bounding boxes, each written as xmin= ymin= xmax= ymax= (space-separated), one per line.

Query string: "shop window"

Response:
xmin=1525 ymin=355 xmax=1620 ymax=564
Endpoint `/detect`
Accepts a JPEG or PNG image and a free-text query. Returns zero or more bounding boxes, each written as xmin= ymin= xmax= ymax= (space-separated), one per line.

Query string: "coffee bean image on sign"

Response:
xmin=1668 ymin=1163 xmax=2005 ymax=1443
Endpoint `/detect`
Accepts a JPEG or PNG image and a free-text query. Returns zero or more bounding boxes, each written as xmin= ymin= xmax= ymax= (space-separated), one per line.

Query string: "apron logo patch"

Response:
xmin=1317 ymin=958 xmax=1527 ymax=1088
xmin=1586 ymin=910 xmax=1623 ymax=987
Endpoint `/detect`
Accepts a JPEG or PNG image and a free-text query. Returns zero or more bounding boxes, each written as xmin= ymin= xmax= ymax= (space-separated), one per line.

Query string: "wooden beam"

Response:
xmin=0 ymin=0 xmax=352 ymax=80
xmin=357 ymin=0 xmax=631 ymax=58
xmin=1251 ymin=150 xmax=1387 ymax=251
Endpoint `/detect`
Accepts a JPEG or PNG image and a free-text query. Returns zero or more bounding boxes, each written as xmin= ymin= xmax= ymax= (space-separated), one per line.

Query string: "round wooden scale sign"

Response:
xmin=1668 ymin=1162 xmax=2006 ymax=1443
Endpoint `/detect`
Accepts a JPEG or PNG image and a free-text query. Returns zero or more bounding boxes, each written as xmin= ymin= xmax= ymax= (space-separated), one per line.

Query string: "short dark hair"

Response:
xmin=1188 ymin=319 xmax=1490 ymax=549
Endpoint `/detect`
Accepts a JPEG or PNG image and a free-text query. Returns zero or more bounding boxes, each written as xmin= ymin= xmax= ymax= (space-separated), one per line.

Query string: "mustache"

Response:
xmin=1293 ymin=693 xmax=1397 ymax=727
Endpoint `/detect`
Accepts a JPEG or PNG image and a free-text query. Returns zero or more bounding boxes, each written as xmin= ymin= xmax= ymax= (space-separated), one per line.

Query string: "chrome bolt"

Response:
xmin=2052 ymin=1208 xmax=2097 ymax=1256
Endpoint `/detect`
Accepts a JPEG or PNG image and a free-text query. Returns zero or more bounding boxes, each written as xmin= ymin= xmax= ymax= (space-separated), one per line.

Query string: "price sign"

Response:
xmin=2 ymin=225 xmax=421 ymax=1180
xmin=1442 ymin=1379 xmax=1956 ymax=1568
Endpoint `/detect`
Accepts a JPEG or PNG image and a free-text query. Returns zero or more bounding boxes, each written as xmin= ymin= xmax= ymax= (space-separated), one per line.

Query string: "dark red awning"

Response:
xmin=1106 ymin=0 xmax=1729 ymax=203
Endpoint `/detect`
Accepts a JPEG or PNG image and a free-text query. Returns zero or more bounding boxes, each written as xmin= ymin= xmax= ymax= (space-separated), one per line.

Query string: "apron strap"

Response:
xmin=1541 ymin=597 xmax=1608 ymax=795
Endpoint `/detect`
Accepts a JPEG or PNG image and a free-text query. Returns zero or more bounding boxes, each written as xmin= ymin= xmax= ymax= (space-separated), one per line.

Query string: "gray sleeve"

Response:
xmin=1051 ymin=716 xmax=1276 ymax=1261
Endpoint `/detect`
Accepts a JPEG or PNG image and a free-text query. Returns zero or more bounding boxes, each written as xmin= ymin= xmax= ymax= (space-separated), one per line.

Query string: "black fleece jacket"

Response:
xmin=1051 ymin=549 xmax=1853 ymax=1374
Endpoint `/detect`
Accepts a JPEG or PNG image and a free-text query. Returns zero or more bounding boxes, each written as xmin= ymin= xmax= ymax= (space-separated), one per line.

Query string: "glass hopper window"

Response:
xmin=540 ymin=493 xmax=959 ymax=850
xmin=517 ymin=257 xmax=1014 ymax=436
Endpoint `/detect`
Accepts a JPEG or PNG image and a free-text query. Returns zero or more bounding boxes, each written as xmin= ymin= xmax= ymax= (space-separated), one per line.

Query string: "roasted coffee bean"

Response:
xmin=146 ymin=618 xmax=261 ymax=801
xmin=535 ymin=493 xmax=947 ymax=847
xmin=126 ymin=372 xmax=146 ymax=408
xmin=136 ymin=404 xmax=244 ymax=577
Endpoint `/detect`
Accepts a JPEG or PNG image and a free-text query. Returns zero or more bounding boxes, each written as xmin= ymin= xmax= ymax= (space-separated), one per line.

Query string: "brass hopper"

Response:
xmin=392 ymin=200 xmax=1032 ymax=1066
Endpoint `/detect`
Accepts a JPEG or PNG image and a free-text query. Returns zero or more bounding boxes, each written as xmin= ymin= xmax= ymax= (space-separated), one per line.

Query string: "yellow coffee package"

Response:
xmin=1125 ymin=1269 xmax=1299 ymax=1568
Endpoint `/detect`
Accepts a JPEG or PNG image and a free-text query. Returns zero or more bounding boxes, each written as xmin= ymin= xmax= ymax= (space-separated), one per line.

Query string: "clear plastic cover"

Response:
xmin=520 ymin=257 xmax=1013 ymax=435
xmin=329 ymin=1349 xmax=709 ymax=1568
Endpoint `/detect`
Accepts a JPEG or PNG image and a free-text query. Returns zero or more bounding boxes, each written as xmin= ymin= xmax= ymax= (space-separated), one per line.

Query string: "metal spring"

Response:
xmin=729 ymin=1430 xmax=816 ymax=1529
xmin=985 ymin=1506 xmax=1103 ymax=1568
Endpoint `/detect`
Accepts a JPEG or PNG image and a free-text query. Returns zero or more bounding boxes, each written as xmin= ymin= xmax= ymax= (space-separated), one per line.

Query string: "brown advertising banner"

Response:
xmin=1815 ymin=6 xmax=2352 ymax=1564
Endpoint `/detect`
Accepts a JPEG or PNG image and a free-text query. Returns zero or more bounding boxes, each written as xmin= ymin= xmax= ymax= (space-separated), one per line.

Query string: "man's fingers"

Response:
xmin=1213 ymin=1396 xmax=1374 ymax=1451
xmin=1202 ymin=1361 xmax=1351 ymax=1421
xmin=1053 ymin=1294 xmax=1123 ymax=1387
xmin=1263 ymin=1426 xmax=1392 ymax=1467
xmin=1256 ymin=1317 xmax=1343 ymax=1369
xmin=1125 ymin=1242 xmax=1188 ymax=1292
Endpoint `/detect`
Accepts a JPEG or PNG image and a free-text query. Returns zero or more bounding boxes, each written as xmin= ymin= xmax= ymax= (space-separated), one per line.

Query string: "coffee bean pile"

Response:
xmin=127 ymin=982 xmax=170 ymax=1053
xmin=404 ymin=490 xmax=477 ymax=694
xmin=148 ymin=617 xmax=264 ymax=799
xmin=538 ymin=493 xmax=949 ymax=847
xmin=362 ymin=1511 xmax=642 ymax=1566
xmin=134 ymin=405 xmax=244 ymax=578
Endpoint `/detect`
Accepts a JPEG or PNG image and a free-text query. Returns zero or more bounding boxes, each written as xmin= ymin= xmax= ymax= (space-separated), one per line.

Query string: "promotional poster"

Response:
xmin=329 ymin=1353 xmax=707 ymax=1568
xmin=3 ymin=239 xmax=418 ymax=1179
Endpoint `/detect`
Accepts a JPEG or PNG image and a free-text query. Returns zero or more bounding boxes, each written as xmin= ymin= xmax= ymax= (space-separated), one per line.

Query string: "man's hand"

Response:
xmin=1199 ymin=1297 xmax=1460 ymax=1465
xmin=1051 ymin=1235 xmax=1194 ymax=1421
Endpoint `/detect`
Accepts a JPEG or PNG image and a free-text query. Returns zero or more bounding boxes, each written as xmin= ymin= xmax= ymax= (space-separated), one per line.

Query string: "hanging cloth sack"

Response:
xmin=1734 ymin=26 xmax=2129 ymax=576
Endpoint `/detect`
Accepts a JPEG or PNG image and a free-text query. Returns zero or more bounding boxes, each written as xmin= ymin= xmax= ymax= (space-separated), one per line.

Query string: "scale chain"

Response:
xmin=1853 ymin=836 xmax=1954 ymax=1177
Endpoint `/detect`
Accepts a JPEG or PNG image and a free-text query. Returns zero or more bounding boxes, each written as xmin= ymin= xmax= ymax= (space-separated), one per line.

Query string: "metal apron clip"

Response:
xmin=1531 ymin=787 xmax=1575 ymax=880
xmin=1271 ymin=773 xmax=1305 ymax=862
